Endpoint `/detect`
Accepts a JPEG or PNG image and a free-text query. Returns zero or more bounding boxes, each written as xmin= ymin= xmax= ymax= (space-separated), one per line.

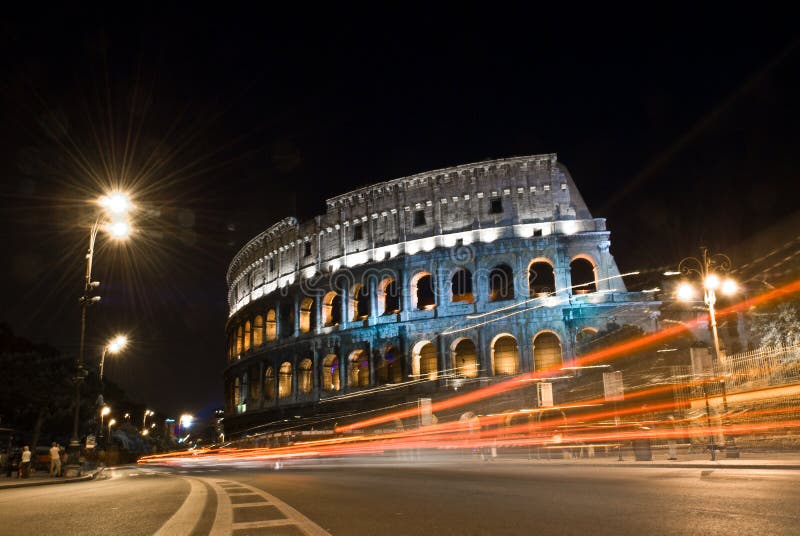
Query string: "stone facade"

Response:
xmin=223 ymin=154 xmax=657 ymax=436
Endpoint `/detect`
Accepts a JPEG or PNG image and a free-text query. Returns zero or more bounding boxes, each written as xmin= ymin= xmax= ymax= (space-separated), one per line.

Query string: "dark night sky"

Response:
xmin=1 ymin=6 xmax=798 ymax=418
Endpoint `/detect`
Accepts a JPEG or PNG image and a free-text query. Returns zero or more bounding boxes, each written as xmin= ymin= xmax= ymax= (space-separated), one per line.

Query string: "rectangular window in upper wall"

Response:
xmin=269 ymin=258 xmax=275 ymax=272
xmin=490 ymin=198 xmax=503 ymax=214
xmin=413 ymin=209 xmax=426 ymax=227
xmin=304 ymin=241 xmax=312 ymax=257
xmin=353 ymin=223 xmax=363 ymax=241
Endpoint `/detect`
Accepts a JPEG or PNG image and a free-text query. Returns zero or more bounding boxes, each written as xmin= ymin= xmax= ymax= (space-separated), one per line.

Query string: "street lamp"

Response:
xmin=671 ymin=247 xmax=739 ymax=458
xmin=68 ymin=191 xmax=133 ymax=473
xmin=143 ymin=409 xmax=154 ymax=433
xmin=107 ymin=418 xmax=117 ymax=444
xmin=98 ymin=406 xmax=111 ymax=447
xmin=99 ymin=334 xmax=128 ymax=388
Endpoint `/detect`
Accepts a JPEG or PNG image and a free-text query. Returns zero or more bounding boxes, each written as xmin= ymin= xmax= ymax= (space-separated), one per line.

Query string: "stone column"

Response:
xmin=369 ymin=275 xmax=378 ymax=322
xmin=340 ymin=284 xmax=349 ymax=328
xmin=294 ymin=294 xmax=301 ymax=337
xmin=437 ymin=336 xmax=447 ymax=380
xmin=312 ymin=346 xmax=320 ymax=399
xmin=400 ymin=269 xmax=411 ymax=322
xmin=339 ymin=350 xmax=348 ymax=393
xmin=258 ymin=361 xmax=265 ymax=409
xmin=274 ymin=302 xmax=281 ymax=342
xmin=292 ymin=358 xmax=298 ymax=403
xmin=315 ymin=296 xmax=323 ymax=334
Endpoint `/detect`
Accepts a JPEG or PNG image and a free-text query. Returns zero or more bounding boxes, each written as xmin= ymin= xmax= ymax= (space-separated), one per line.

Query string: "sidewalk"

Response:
xmin=488 ymin=447 xmax=800 ymax=470
xmin=0 ymin=467 xmax=103 ymax=490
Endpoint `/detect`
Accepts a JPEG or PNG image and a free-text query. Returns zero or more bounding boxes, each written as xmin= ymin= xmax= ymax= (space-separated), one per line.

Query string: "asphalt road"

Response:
xmin=1 ymin=460 xmax=798 ymax=535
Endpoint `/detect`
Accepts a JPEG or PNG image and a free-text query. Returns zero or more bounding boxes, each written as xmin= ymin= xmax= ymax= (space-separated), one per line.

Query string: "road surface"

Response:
xmin=1 ymin=459 xmax=798 ymax=535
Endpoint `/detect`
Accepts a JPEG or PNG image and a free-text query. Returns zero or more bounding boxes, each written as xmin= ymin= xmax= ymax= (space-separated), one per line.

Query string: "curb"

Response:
xmin=493 ymin=460 xmax=800 ymax=470
xmin=0 ymin=468 xmax=104 ymax=490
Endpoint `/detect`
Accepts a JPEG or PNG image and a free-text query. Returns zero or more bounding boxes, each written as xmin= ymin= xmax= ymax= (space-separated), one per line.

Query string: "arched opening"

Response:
xmin=233 ymin=376 xmax=241 ymax=406
xmin=348 ymin=350 xmax=370 ymax=388
xmin=378 ymin=346 xmax=404 ymax=384
xmin=264 ymin=366 xmax=275 ymax=400
xmin=570 ymin=257 xmax=597 ymax=294
xmin=529 ymin=260 xmax=556 ymax=296
xmin=322 ymin=291 xmax=342 ymax=327
xmin=489 ymin=264 xmax=515 ymax=302
xmin=492 ymin=335 xmax=519 ymax=375
xmin=266 ymin=309 xmax=277 ymax=341
xmin=300 ymin=298 xmax=316 ymax=333
xmin=279 ymin=361 xmax=292 ymax=398
xmin=253 ymin=315 xmax=264 ymax=347
xmin=412 ymin=272 xmax=435 ymax=310
xmin=379 ymin=278 xmax=401 ymax=315
xmin=236 ymin=325 xmax=244 ymax=355
xmin=243 ymin=320 xmax=252 ymax=352
xmin=534 ymin=332 xmax=563 ymax=372
xmin=352 ymin=283 xmax=371 ymax=320
xmin=228 ymin=333 xmax=235 ymax=361
xmin=451 ymin=268 xmax=474 ymax=303
xmin=453 ymin=338 xmax=479 ymax=378
xmin=412 ymin=341 xmax=438 ymax=380
xmin=576 ymin=327 xmax=598 ymax=350
xmin=298 ymin=358 xmax=313 ymax=394
xmin=240 ymin=372 xmax=249 ymax=407
xmin=280 ymin=304 xmax=294 ymax=338
xmin=322 ymin=354 xmax=340 ymax=392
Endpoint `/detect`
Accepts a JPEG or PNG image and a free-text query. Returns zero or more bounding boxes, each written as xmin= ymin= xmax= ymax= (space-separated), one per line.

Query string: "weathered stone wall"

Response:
xmin=221 ymin=154 xmax=657 ymax=435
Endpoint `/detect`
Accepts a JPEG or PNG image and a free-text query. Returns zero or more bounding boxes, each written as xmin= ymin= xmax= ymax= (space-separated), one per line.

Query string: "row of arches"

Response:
xmin=228 ymin=331 xmax=577 ymax=411
xmin=228 ymin=257 xmax=598 ymax=360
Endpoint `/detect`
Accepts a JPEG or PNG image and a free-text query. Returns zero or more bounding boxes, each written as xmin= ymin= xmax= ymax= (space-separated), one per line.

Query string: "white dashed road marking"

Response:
xmin=203 ymin=478 xmax=331 ymax=536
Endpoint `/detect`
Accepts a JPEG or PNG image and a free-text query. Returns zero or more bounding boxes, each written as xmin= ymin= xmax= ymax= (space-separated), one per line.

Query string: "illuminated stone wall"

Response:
xmin=222 ymin=154 xmax=657 ymax=432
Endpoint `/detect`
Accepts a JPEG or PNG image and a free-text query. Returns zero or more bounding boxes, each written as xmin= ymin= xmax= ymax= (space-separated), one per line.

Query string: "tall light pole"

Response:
xmin=671 ymin=247 xmax=740 ymax=458
xmin=98 ymin=406 xmax=111 ymax=448
xmin=68 ymin=192 xmax=132 ymax=474
xmin=107 ymin=418 xmax=117 ymax=444
xmin=143 ymin=409 xmax=154 ymax=432
xmin=99 ymin=335 xmax=128 ymax=389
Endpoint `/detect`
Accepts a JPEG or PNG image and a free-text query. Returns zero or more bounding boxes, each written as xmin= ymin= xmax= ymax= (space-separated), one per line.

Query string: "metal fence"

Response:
xmin=721 ymin=343 xmax=800 ymax=393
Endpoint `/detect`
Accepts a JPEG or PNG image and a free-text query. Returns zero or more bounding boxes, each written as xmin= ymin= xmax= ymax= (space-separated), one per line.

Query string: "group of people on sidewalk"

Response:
xmin=3 ymin=443 xmax=66 ymax=478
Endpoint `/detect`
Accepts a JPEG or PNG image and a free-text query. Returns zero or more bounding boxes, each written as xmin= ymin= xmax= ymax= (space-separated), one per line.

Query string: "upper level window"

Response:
xmin=304 ymin=241 xmax=312 ymax=257
xmin=413 ymin=210 xmax=426 ymax=227
xmin=269 ymin=258 xmax=275 ymax=272
xmin=353 ymin=223 xmax=363 ymax=241
xmin=490 ymin=198 xmax=503 ymax=214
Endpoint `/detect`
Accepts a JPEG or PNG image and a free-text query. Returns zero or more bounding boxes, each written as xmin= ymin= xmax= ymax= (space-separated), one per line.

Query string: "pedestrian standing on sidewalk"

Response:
xmin=49 ymin=442 xmax=61 ymax=477
xmin=20 ymin=446 xmax=31 ymax=478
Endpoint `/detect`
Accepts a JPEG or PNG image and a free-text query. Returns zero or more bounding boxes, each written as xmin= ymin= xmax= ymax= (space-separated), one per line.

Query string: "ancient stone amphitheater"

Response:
xmin=223 ymin=154 xmax=655 ymax=436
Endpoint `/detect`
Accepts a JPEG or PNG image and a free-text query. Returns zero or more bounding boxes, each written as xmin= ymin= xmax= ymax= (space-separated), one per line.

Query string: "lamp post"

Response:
xmin=99 ymin=335 xmax=128 ymax=390
xmin=107 ymin=418 xmax=116 ymax=445
xmin=68 ymin=192 xmax=132 ymax=474
xmin=98 ymin=406 xmax=111 ymax=448
xmin=143 ymin=409 xmax=154 ymax=433
xmin=671 ymin=247 xmax=740 ymax=458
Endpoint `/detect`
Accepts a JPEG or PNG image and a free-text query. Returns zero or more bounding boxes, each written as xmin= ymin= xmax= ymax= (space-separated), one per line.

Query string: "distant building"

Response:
xmin=223 ymin=154 xmax=657 ymax=437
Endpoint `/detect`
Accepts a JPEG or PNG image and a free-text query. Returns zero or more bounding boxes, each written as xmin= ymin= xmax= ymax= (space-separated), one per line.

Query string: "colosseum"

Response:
xmin=223 ymin=153 xmax=656 ymax=437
